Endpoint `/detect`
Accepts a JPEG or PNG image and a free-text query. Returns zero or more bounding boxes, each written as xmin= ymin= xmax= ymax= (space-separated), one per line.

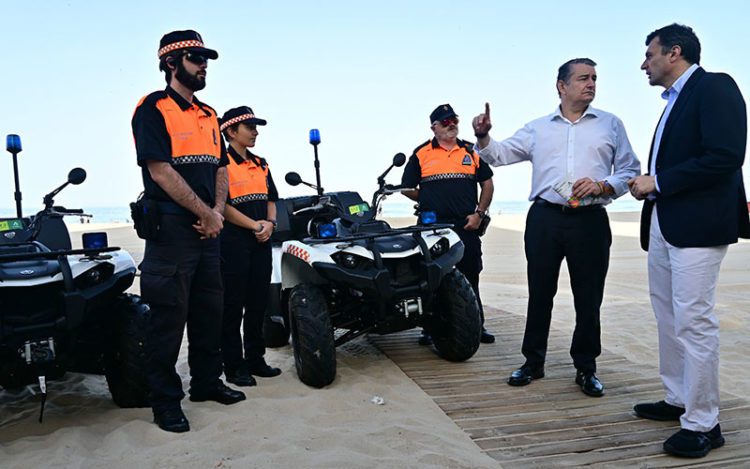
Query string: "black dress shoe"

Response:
xmin=226 ymin=368 xmax=257 ymax=387
xmin=153 ymin=408 xmax=190 ymax=433
xmin=418 ymin=331 xmax=432 ymax=346
xmin=663 ymin=424 xmax=724 ymax=458
xmin=508 ymin=364 xmax=544 ymax=386
xmin=246 ymin=359 xmax=282 ymax=378
xmin=634 ymin=400 xmax=685 ymax=421
xmin=189 ymin=382 xmax=246 ymax=405
xmin=480 ymin=328 xmax=495 ymax=344
xmin=575 ymin=371 xmax=604 ymax=397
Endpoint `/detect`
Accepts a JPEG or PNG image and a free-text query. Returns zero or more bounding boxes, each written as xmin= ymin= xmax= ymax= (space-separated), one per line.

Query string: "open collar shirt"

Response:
xmin=477 ymin=106 xmax=640 ymax=205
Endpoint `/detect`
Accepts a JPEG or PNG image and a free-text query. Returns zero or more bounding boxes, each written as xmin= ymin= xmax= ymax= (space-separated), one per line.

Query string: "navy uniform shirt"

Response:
xmin=132 ymin=86 xmax=229 ymax=206
xmin=402 ymin=138 xmax=493 ymax=222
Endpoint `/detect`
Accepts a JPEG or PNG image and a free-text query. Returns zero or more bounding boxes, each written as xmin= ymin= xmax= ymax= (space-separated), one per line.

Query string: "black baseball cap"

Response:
xmin=220 ymin=106 xmax=268 ymax=131
xmin=158 ymin=30 xmax=218 ymax=60
xmin=429 ymin=104 xmax=458 ymax=124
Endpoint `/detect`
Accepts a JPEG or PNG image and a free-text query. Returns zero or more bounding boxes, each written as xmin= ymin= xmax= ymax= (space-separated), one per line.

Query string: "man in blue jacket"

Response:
xmin=629 ymin=23 xmax=750 ymax=458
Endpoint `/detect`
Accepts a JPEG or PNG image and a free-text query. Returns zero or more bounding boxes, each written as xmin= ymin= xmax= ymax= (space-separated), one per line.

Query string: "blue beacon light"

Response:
xmin=309 ymin=129 xmax=321 ymax=145
xmin=6 ymin=134 xmax=22 ymax=153
xmin=420 ymin=211 xmax=437 ymax=225
xmin=319 ymin=223 xmax=337 ymax=238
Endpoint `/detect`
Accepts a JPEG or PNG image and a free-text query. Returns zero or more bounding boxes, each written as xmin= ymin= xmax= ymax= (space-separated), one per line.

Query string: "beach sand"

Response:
xmin=1 ymin=213 xmax=748 ymax=468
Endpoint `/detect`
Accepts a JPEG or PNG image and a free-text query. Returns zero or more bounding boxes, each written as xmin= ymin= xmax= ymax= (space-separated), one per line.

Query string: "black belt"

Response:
xmin=534 ymin=198 xmax=605 ymax=214
xmin=156 ymin=201 xmax=194 ymax=216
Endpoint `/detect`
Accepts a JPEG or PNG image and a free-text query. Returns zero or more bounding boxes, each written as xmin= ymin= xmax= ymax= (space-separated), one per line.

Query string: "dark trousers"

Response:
xmin=220 ymin=240 xmax=272 ymax=372
xmin=139 ymin=214 xmax=224 ymax=412
xmin=452 ymin=225 xmax=485 ymax=326
xmin=522 ymin=202 xmax=611 ymax=373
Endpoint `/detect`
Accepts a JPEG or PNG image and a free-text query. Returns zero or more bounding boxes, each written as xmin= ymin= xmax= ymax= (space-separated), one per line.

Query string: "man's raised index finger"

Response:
xmin=485 ymin=102 xmax=491 ymax=118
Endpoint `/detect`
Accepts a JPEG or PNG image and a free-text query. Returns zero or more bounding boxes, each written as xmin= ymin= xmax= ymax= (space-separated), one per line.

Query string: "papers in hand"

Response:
xmin=552 ymin=180 xmax=596 ymax=207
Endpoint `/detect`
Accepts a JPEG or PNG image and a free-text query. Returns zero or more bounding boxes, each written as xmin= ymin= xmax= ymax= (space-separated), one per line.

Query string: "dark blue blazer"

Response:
xmin=641 ymin=67 xmax=750 ymax=250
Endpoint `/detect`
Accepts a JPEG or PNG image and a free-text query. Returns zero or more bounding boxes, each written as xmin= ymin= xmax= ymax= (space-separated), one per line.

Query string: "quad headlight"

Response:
xmin=74 ymin=263 xmax=115 ymax=289
xmin=332 ymin=252 xmax=374 ymax=270
xmin=429 ymin=237 xmax=450 ymax=258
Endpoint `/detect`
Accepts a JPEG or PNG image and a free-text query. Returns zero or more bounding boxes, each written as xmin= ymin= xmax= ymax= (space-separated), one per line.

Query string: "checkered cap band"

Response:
xmin=220 ymin=113 xmax=256 ymax=131
xmin=158 ymin=40 xmax=206 ymax=58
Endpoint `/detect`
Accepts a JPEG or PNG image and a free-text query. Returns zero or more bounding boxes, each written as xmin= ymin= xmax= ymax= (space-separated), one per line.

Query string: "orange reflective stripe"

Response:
xmin=227 ymin=156 xmax=270 ymax=204
xmin=416 ymin=141 xmax=479 ymax=179
xmin=155 ymin=97 xmax=221 ymax=163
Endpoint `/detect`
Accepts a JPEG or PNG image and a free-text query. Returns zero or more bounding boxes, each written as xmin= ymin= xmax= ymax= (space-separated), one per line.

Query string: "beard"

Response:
xmin=175 ymin=61 xmax=206 ymax=92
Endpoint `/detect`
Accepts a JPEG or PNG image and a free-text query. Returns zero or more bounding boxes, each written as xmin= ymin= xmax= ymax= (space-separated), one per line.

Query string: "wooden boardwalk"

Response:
xmin=370 ymin=307 xmax=750 ymax=468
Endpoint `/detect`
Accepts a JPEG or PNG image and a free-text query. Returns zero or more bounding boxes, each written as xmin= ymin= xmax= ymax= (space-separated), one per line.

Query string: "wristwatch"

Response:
xmin=269 ymin=219 xmax=278 ymax=230
xmin=475 ymin=209 xmax=487 ymax=218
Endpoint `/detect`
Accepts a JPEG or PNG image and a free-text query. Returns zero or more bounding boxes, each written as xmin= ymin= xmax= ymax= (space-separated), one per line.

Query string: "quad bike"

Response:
xmin=0 ymin=135 xmax=149 ymax=420
xmin=265 ymin=130 xmax=481 ymax=388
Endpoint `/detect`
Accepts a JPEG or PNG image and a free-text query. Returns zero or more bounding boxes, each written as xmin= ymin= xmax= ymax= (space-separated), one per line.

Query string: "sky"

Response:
xmin=1 ymin=0 xmax=749 ymax=213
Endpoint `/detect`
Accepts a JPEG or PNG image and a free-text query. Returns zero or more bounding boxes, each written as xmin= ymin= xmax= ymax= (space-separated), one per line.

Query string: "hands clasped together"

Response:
xmin=193 ymin=208 xmax=224 ymax=239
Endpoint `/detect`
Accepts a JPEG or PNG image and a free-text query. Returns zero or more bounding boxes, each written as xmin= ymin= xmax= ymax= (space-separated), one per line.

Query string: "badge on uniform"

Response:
xmin=462 ymin=154 xmax=472 ymax=165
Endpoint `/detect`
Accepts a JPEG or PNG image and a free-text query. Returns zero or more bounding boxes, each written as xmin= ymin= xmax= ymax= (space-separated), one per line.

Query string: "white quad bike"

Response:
xmin=0 ymin=135 xmax=149 ymax=420
xmin=262 ymin=136 xmax=481 ymax=388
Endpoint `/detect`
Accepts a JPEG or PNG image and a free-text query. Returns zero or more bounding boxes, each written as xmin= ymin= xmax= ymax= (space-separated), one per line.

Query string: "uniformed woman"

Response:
xmin=218 ymin=106 xmax=281 ymax=386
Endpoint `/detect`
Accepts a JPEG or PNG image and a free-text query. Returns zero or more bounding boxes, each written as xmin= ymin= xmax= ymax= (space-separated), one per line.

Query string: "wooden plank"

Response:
xmin=369 ymin=309 xmax=750 ymax=467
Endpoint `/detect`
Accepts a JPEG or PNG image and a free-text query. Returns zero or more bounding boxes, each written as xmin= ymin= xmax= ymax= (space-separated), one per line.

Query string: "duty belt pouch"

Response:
xmin=130 ymin=193 xmax=161 ymax=240
xmin=477 ymin=214 xmax=491 ymax=237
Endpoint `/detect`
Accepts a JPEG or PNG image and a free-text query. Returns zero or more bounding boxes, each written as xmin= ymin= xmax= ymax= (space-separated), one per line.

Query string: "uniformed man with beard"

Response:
xmin=131 ymin=30 xmax=245 ymax=433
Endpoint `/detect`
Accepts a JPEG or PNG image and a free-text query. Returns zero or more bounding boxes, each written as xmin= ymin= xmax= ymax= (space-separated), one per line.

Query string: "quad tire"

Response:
xmin=289 ymin=284 xmax=336 ymax=388
xmin=263 ymin=284 xmax=291 ymax=348
xmin=105 ymin=294 xmax=150 ymax=408
xmin=428 ymin=269 xmax=481 ymax=362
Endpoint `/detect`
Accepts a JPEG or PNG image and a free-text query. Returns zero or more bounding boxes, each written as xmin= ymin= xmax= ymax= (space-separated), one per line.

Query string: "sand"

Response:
xmin=1 ymin=212 xmax=748 ymax=468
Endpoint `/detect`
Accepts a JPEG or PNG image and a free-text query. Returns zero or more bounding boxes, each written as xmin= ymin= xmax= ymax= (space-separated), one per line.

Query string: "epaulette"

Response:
xmin=458 ymin=139 xmax=475 ymax=153
xmin=412 ymin=140 xmax=432 ymax=155
xmin=138 ymin=90 xmax=169 ymax=108
xmin=247 ymin=151 xmax=268 ymax=169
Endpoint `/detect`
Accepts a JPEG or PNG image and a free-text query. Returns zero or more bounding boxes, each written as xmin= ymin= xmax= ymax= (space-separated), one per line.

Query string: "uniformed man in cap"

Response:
xmin=401 ymin=104 xmax=496 ymax=345
xmin=131 ymin=29 xmax=245 ymax=433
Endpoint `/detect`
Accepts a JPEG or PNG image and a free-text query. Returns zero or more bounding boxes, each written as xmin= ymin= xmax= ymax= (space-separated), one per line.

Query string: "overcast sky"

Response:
xmin=1 ymin=0 xmax=748 ymax=212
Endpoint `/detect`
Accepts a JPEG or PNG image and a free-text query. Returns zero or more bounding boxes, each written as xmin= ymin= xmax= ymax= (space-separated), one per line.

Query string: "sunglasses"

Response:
xmin=439 ymin=117 xmax=459 ymax=127
xmin=184 ymin=51 xmax=209 ymax=66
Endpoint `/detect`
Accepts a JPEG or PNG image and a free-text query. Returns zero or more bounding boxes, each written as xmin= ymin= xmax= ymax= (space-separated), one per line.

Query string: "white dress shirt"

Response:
xmin=477 ymin=106 xmax=641 ymax=205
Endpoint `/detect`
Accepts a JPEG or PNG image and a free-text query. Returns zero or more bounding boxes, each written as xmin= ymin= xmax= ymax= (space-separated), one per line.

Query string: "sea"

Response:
xmin=1 ymin=198 xmax=642 ymax=223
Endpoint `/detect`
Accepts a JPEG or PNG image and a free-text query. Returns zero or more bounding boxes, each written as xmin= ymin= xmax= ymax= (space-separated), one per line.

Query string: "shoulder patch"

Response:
xmin=462 ymin=154 xmax=473 ymax=165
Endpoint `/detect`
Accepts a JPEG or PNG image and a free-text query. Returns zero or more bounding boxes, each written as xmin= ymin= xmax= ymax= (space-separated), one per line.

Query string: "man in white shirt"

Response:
xmin=472 ymin=58 xmax=640 ymax=397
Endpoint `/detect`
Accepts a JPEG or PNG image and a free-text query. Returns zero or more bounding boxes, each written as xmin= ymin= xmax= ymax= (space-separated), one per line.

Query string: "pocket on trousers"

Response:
xmin=139 ymin=260 xmax=178 ymax=307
